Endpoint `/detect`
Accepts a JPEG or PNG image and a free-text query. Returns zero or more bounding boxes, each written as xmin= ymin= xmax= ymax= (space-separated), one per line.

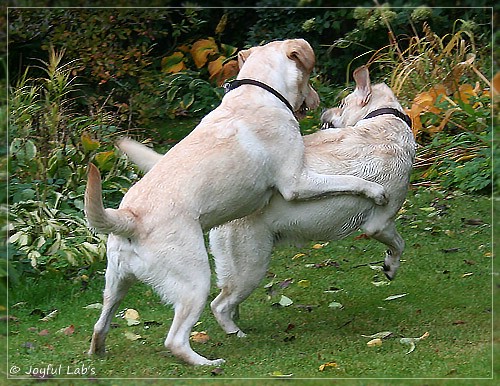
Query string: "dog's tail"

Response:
xmin=84 ymin=163 xmax=137 ymax=236
xmin=117 ymin=137 xmax=163 ymax=173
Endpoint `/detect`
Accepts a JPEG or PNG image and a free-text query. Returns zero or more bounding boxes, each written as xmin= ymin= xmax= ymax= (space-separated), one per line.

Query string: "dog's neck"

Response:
xmin=322 ymin=107 xmax=412 ymax=130
xmin=223 ymin=79 xmax=296 ymax=118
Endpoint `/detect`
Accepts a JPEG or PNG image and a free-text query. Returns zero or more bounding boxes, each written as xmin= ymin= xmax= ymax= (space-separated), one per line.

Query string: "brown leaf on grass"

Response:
xmin=211 ymin=367 xmax=224 ymax=376
xmin=56 ymin=325 xmax=75 ymax=336
xmin=38 ymin=329 xmax=50 ymax=336
xmin=278 ymin=278 xmax=294 ymax=289
xmin=0 ymin=315 xmax=19 ymax=323
xmin=284 ymin=323 xmax=295 ymax=333
xmin=452 ymin=320 xmax=466 ymax=325
xmin=461 ymin=218 xmax=485 ymax=226
xmin=319 ymin=362 xmax=338 ymax=371
xmin=190 ymin=331 xmax=210 ymax=344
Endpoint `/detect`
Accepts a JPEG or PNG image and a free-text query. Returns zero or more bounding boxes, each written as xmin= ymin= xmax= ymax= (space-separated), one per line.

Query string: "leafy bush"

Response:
xmin=8 ymin=47 xmax=136 ymax=277
xmin=365 ymin=22 xmax=492 ymax=193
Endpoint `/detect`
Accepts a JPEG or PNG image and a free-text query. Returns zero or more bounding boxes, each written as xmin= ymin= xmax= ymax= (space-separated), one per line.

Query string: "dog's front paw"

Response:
xmin=202 ymin=358 xmax=226 ymax=366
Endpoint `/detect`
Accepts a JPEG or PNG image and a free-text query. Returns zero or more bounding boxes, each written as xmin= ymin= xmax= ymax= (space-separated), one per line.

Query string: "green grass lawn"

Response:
xmin=4 ymin=187 xmax=495 ymax=385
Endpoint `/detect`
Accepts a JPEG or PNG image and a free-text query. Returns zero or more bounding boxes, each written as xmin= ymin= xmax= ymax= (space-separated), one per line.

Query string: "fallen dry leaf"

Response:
xmin=124 ymin=331 xmax=142 ymax=341
xmin=56 ymin=325 xmax=75 ymax=336
xmin=278 ymin=295 xmax=293 ymax=307
xmin=400 ymin=331 xmax=429 ymax=354
xmin=269 ymin=371 xmax=293 ymax=377
xmin=211 ymin=367 xmax=224 ymax=376
xmin=383 ymin=293 xmax=408 ymax=301
xmin=124 ymin=308 xmax=140 ymax=326
xmin=83 ymin=303 xmax=103 ymax=310
xmin=190 ymin=331 xmax=210 ymax=344
xmin=319 ymin=362 xmax=338 ymax=371
xmin=361 ymin=331 xmax=393 ymax=339
xmin=40 ymin=310 xmax=58 ymax=322
xmin=292 ymin=253 xmax=306 ymax=260
xmin=367 ymin=338 xmax=383 ymax=347
xmin=298 ymin=280 xmax=310 ymax=288
xmin=328 ymin=301 xmax=344 ymax=310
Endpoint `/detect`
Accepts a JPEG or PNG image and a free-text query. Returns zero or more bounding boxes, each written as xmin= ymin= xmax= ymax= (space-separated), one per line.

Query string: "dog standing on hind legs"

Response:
xmin=84 ymin=40 xmax=387 ymax=366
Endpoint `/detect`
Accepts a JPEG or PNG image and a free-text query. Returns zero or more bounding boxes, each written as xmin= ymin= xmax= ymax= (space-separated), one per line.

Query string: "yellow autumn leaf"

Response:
xmin=454 ymin=83 xmax=476 ymax=104
xmin=412 ymin=91 xmax=440 ymax=114
xmin=215 ymin=13 xmax=228 ymax=35
xmin=161 ymin=52 xmax=186 ymax=74
xmin=319 ymin=362 xmax=338 ymax=371
xmin=292 ymin=253 xmax=306 ymax=260
xmin=429 ymin=83 xmax=447 ymax=98
xmin=298 ymin=280 xmax=310 ymax=288
xmin=190 ymin=38 xmax=218 ymax=69
xmin=367 ymin=338 xmax=383 ymax=347
xmin=94 ymin=151 xmax=116 ymax=171
xmin=492 ymin=71 xmax=500 ymax=96
xmin=209 ymin=59 xmax=239 ymax=86
xmin=81 ymin=132 xmax=100 ymax=152
xmin=208 ymin=56 xmax=224 ymax=78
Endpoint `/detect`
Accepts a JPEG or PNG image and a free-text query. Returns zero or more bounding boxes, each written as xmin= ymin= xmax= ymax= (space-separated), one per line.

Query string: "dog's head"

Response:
xmin=236 ymin=39 xmax=320 ymax=118
xmin=321 ymin=66 xmax=403 ymax=128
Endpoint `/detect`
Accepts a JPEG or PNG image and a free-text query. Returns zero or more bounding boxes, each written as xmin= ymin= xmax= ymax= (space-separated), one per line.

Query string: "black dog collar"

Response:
xmin=322 ymin=107 xmax=412 ymax=130
xmin=224 ymin=79 xmax=295 ymax=116
xmin=363 ymin=108 xmax=412 ymax=128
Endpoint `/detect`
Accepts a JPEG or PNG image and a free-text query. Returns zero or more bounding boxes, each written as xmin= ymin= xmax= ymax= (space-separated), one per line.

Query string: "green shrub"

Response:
xmin=8 ymin=47 xmax=136 ymax=277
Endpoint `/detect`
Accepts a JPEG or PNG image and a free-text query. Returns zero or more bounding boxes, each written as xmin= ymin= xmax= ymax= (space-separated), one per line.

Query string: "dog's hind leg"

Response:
xmin=89 ymin=242 xmax=136 ymax=356
xmin=159 ymin=224 xmax=225 ymax=366
xmin=363 ymin=220 xmax=404 ymax=280
xmin=209 ymin=219 xmax=273 ymax=337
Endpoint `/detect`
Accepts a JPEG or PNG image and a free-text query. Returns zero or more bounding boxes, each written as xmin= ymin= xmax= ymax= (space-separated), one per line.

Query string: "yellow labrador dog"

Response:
xmin=118 ymin=66 xmax=416 ymax=340
xmin=84 ymin=41 xmax=387 ymax=366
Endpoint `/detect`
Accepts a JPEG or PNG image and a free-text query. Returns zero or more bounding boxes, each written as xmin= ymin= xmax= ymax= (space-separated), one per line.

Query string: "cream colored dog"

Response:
xmin=118 ymin=66 xmax=416 ymax=340
xmin=84 ymin=40 xmax=387 ymax=366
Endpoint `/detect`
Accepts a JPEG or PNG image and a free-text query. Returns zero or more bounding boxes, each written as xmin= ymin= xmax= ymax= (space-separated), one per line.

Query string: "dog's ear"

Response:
xmin=286 ymin=39 xmax=315 ymax=72
xmin=353 ymin=65 xmax=372 ymax=106
xmin=305 ymin=84 xmax=320 ymax=110
xmin=237 ymin=48 xmax=254 ymax=69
